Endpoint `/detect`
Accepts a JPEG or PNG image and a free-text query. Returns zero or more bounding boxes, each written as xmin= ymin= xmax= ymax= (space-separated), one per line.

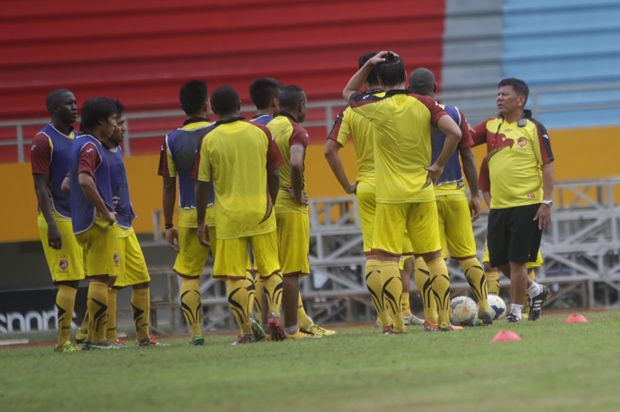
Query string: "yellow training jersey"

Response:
xmin=327 ymin=90 xmax=385 ymax=186
xmin=472 ymin=114 xmax=554 ymax=209
xmin=348 ymin=90 xmax=448 ymax=204
xmin=193 ymin=117 xmax=283 ymax=239
xmin=267 ymin=113 xmax=309 ymax=213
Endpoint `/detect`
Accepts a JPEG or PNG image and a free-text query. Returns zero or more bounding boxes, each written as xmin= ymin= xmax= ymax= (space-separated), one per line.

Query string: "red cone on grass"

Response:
xmin=565 ymin=313 xmax=588 ymax=324
xmin=492 ymin=330 xmax=522 ymax=343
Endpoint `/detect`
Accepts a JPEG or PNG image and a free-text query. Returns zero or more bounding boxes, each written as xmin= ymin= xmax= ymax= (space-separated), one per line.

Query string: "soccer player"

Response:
xmin=471 ymin=78 xmax=553 ymax=322
xmin=325 ymin=52 xmax=422 ymax=328
xmin=343 ymin=51 xmax=462 ymax=332
xmin=104 ymin=101 xmax=163 ymax=346
xmin=268 ymin=85 xmax=335 ymax=338
xmin=158 ymin=80 xmax=214 ymax=345
xmin=31 ymin=89 xmax=84 ymax=352
xmin=69 ymin=97 xmax=120 ymax=349
xmin=194 ymin=86 xmax=285 ymax=344
xmin=408 ymin=68 xmax=494 ymax=327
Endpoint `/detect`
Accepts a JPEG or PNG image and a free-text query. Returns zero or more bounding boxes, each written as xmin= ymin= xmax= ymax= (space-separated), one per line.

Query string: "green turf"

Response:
xmin=1 ymin=311 xmax=619 ymax=412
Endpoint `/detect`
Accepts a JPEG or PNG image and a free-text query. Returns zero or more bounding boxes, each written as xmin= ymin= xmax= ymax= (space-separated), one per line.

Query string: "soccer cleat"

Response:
xmin=423 ymin=320 xmax=439 ymax=332
xmin=82 ymin=341 xmax=124 ymax=350
xmin=75 ymin=330 xmax=88 ymax=344
xmin=267 ymin=313 xmax=286 ymax=342
xmin=54 ymin=341 xmax=81 ymax=353
xmin=189 ymin=336 xmax=205 ymax=346
xmin=250 ymin=318 xmax=266 ymax=341
xmin=113 ymin=338 xmax=127 ymax=348
xmin=300 ymin=323 xmax=336 ymax=337
xmin=403 ymin=313 xmax=425 ymax=326
xmin=138 ymin=336 xmax=170 ymax=347
xmin=231 ymin=335 xmax=257 ymax=345
xmin=286 ymin=330 xmax=310 ymax=340
xmin=507 ymin=314 xmax=520 ymax=323
xmin=439 ymin=323 xmax=463 ymax=331
xmin=478 ymin=311 xmax=494 ymax=325
xmin=528 ymin=285 xmax=550 ymax=321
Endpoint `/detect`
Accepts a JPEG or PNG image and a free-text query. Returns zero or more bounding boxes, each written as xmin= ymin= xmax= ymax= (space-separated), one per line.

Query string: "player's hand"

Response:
xmin=288 ymin=187 xmax=309 ymax=205
xmin=47 ymin=223 xmax=62 ymax=250
xmin=427 ymin=163 xmax=444 ymax=183
xmin=369 ymin=51 xmax=396 ymax=65
xmin=469 ymin=195 xmax=481 ymax=222
xmin=165 ymin=226 xmax=179 ymax=252
xmin=345 ymin=182 xmax=358 ymax=194
xmin=533 ymin=203 xmax=552 ymax=230
xmin=103 ymin=210 xmax=117 ymax=225
xmin=197 ymin=222 xmax=210 ymax=247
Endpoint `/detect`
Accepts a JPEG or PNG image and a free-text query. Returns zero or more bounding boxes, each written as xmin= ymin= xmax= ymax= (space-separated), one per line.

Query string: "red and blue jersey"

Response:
xmin=30 ymin=123 xmax=76 ymax=218
xmin=105 ymin=146 xmax=135 ymax=229
xmin=69 ymin=134 xmax=114 ymax=234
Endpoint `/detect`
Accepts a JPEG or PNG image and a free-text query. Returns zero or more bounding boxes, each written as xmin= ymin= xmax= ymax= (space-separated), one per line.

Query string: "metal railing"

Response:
xmin=2 ymin=80 xmax=620 ymax=163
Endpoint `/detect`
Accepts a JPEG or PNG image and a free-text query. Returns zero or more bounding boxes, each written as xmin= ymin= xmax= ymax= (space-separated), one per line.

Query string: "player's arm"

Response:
xmin=78 ymin=143 xmax=115 ymax=224
xmin=265 ymin=127 xmax=284 ymax=204
xmin=533 ymin=122 xmax=555 ymax=230
xmin=290 ymin=145 xmax=307 ymax=205
xmin=324 ymin=110 xmax=356 ymax=194
xmin=158 ymin=136 xmax=179 ymax=250
xmin=478 ymin=156 xmax=491 ymax=209
xmin=342 ymin=51 xmax=390 ymax=101
xmin=457 ymin=110 xmax=480 ymax=221
xmin=31 ymin=135 xmax=61 ymax=249
xmin=428 ymin=115 xmax=462 ymax=182
xmin=192 ymin=139 xmax=211 ymax=247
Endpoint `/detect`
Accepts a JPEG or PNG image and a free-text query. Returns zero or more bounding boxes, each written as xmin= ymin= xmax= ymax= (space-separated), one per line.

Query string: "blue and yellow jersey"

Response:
xmin=105 ymin=146 xmax=135 ymax=230
xmin=251 ymin=114 xmax=273 ymax=125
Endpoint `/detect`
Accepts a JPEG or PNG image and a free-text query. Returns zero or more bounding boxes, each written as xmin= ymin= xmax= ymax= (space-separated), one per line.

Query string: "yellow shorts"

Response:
xmin=214 ymin=230 xmax=280 ymax=279
xmin=174 ymin=225 xmax=216 ymax=277
xmin=482 ymin=240 xmax=543 ymax=268
xmin=436 ymin=195 xmax=477 ymax=259
xmin=276 ymin=211 xmax=310 ymax=276
xmin=356 ymin=182 xmax=376 ymax=254
xmin=37 ymin=214 xmax=84 ymax=283
xmin=373 ymin=201 xmax=441 ymax=256
xmin=76 ymin=218 xmax=120 ymax=278
xmin=114 ymin=228 xmax=151 ymax=288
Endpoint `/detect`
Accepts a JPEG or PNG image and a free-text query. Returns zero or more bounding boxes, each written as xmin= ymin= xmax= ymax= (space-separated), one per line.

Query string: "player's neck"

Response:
xmin=255 ymin=108 xmax=275 ymax=117
xmin=502 ymin=109 xmax=524 ymax=123
xmin=217 ymin=112 xmax=241 ymax=122
xmin=51 ymin=119 xmax=72 ymax=135
xmin=382 ymin=83 xmax=405 ymax=92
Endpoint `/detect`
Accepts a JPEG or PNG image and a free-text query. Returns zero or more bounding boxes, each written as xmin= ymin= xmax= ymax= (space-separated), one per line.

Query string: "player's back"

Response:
xmin=105 ymin=146 xmax=135 ymax=229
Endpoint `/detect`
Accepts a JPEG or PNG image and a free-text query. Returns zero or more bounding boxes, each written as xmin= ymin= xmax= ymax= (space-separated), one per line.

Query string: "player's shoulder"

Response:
xmin=524 ymin=112 xmax=548 ymax=134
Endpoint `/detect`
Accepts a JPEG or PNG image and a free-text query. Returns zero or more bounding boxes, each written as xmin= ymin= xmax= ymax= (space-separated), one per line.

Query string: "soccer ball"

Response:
xmin=450 ymin=296 xmax=478 ymax=326
xmin=487 ymin=294 xmax=506 ymax=320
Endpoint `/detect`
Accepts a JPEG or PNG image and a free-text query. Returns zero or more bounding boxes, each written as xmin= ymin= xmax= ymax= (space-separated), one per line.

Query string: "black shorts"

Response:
xmin=487 ymin=204 xmax=542 ymax=267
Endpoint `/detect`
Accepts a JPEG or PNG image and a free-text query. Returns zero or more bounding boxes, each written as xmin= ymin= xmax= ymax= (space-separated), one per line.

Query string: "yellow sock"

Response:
xmin=226 ymin=278 xmax=253 ymax=336
xmin=486 ymin=268 xmax=500 ymax=295
xmin=55 ymin=285 xmax=77 ymax=346
xmin=106 ymin=288 xmax=118 ymax=341
xmin=460 ymin=258 xmax=491 ymax=313
xmin=523 ymin=269 xmax=536 ymax=314
xmin=297 ymin=292 xmax=313 ymax=329
xmin=77 ymin=312 xmax=89 ymax=341
xmin=253 ymin=273 xmax=263 ymax=317
xmin=366 ymin=259 xmax=391 ymax=326
xmin=131 ymin=287 xmax=150 ymax=342
xmin=87 ymin=280 xmax=108 ymax=344
xmin=263 ymin=272 xmax=283 ymax=316
xmin=180 ymin=277 xmax=202 ymax=338
xmin=381 ymin=260 xmax=404 ymax=331
xmin=414 ymin=257 xmax=438 ymax=324
xmin=425 ymin=257 xmax=451 ymax=327
xmin=401 ymin=291 xmax=412 ymax=316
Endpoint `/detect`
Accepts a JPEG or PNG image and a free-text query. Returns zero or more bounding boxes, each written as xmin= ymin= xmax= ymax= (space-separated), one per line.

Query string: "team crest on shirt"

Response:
xmin=527 ymin=192 xmax=536 ymax=199
xmin=113 ymin=251 xmax=120 ymax=266
xmin=58 ymin=259 xmax=69 ymax=272
xmin=518 ymin=137 xmax=527 ymax=148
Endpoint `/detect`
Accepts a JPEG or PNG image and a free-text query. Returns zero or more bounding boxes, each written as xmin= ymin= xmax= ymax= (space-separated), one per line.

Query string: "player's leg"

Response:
xmin=413 ymin=257 xmax=438 ymax=329
xmin=106 ymin=228 xmax=127 ymax=345
xmin=174 ymin=226 xmax=211 ymax=345
xmin=482 ymin=241 xmax=501 ymax=295
xmin=400 ymin=255 xmax=423 ymax=326
xmin=523 ymin=250 xmax=543 ymax=317
xmin=38 ymin=214 xmax=84 ymax=351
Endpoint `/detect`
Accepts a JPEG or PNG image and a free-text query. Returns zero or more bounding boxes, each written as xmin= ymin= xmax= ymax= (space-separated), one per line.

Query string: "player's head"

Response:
xmin=80 ymin=97 xmax=119 ymax=141
xmin=375 ymin=52 xmax=406 ymax=88
xmin=358 ymin=52 xmax=380 ymax=88
xmin=179 ymin=80 xmax=209 ymax=117
xmin=210 ymin=86 xmax=241 ymax=117
xmin=408 ymin=67 xmax=436 ymax=97
xmin=46 ymin=88 xmax=77 ymax=125
xmin=279 ymin=85 xmax=307 ymax=123
xmin=497 ymin=78 xmax=529 ymax=116
xmin=249 ymin=77 xmax=282 ymax=113
xmin=110 ymin=100 xmax=126 ymax=146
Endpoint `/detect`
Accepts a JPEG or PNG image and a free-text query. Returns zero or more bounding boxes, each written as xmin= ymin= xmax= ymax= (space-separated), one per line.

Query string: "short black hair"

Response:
xmin=45 ymin=88 xmax=73 ymax=113
xmin=498 ymin=78 xmax=529 ymax=105
xmin=114 ymin=99 xmax=125 ymax=116
xmin=376 ymin=52 xmax=406 ymax=87
xmin=210 ymin=86 xmax=240 ymax=116
xmin=408 ymin=67 xmax=436 ymax=96
xmin=179 ymin=80 xmax=208 ymax=116
xmin=80 ymin=97 xmax=118 ymax=133
xmin=249 ymin=77 xmax=282 ymax=110
xmin=279 ymin=85 xmax=305 ymax=111
xmin=358 ymin=52 xmax=380 ymax=86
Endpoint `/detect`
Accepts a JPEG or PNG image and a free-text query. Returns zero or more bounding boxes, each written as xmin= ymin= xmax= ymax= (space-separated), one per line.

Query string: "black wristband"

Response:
xmin=164 ymin=223 xmax=173 ymax=230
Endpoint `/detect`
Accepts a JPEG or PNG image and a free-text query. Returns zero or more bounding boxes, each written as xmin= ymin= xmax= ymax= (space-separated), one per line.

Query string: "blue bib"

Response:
xmin=39 ymin=124 xmax=74 ymax=218
xmin=431 ymin=104 xmax=465 ymax=187
xmin=105 ymin=146 xmax=135 ymax=229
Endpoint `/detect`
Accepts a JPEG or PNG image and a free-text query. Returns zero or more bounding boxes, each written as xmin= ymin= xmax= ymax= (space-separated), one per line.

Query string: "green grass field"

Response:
xmin=1 ymin=311 xmax=619 ymax=412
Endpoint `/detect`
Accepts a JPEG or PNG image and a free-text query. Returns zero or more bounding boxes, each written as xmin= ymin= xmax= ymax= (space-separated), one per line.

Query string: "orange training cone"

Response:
xmin=492 ymin=330 xmax=522 ymax=343
xmin=564 ymin=313 xmax=588 ymax=324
